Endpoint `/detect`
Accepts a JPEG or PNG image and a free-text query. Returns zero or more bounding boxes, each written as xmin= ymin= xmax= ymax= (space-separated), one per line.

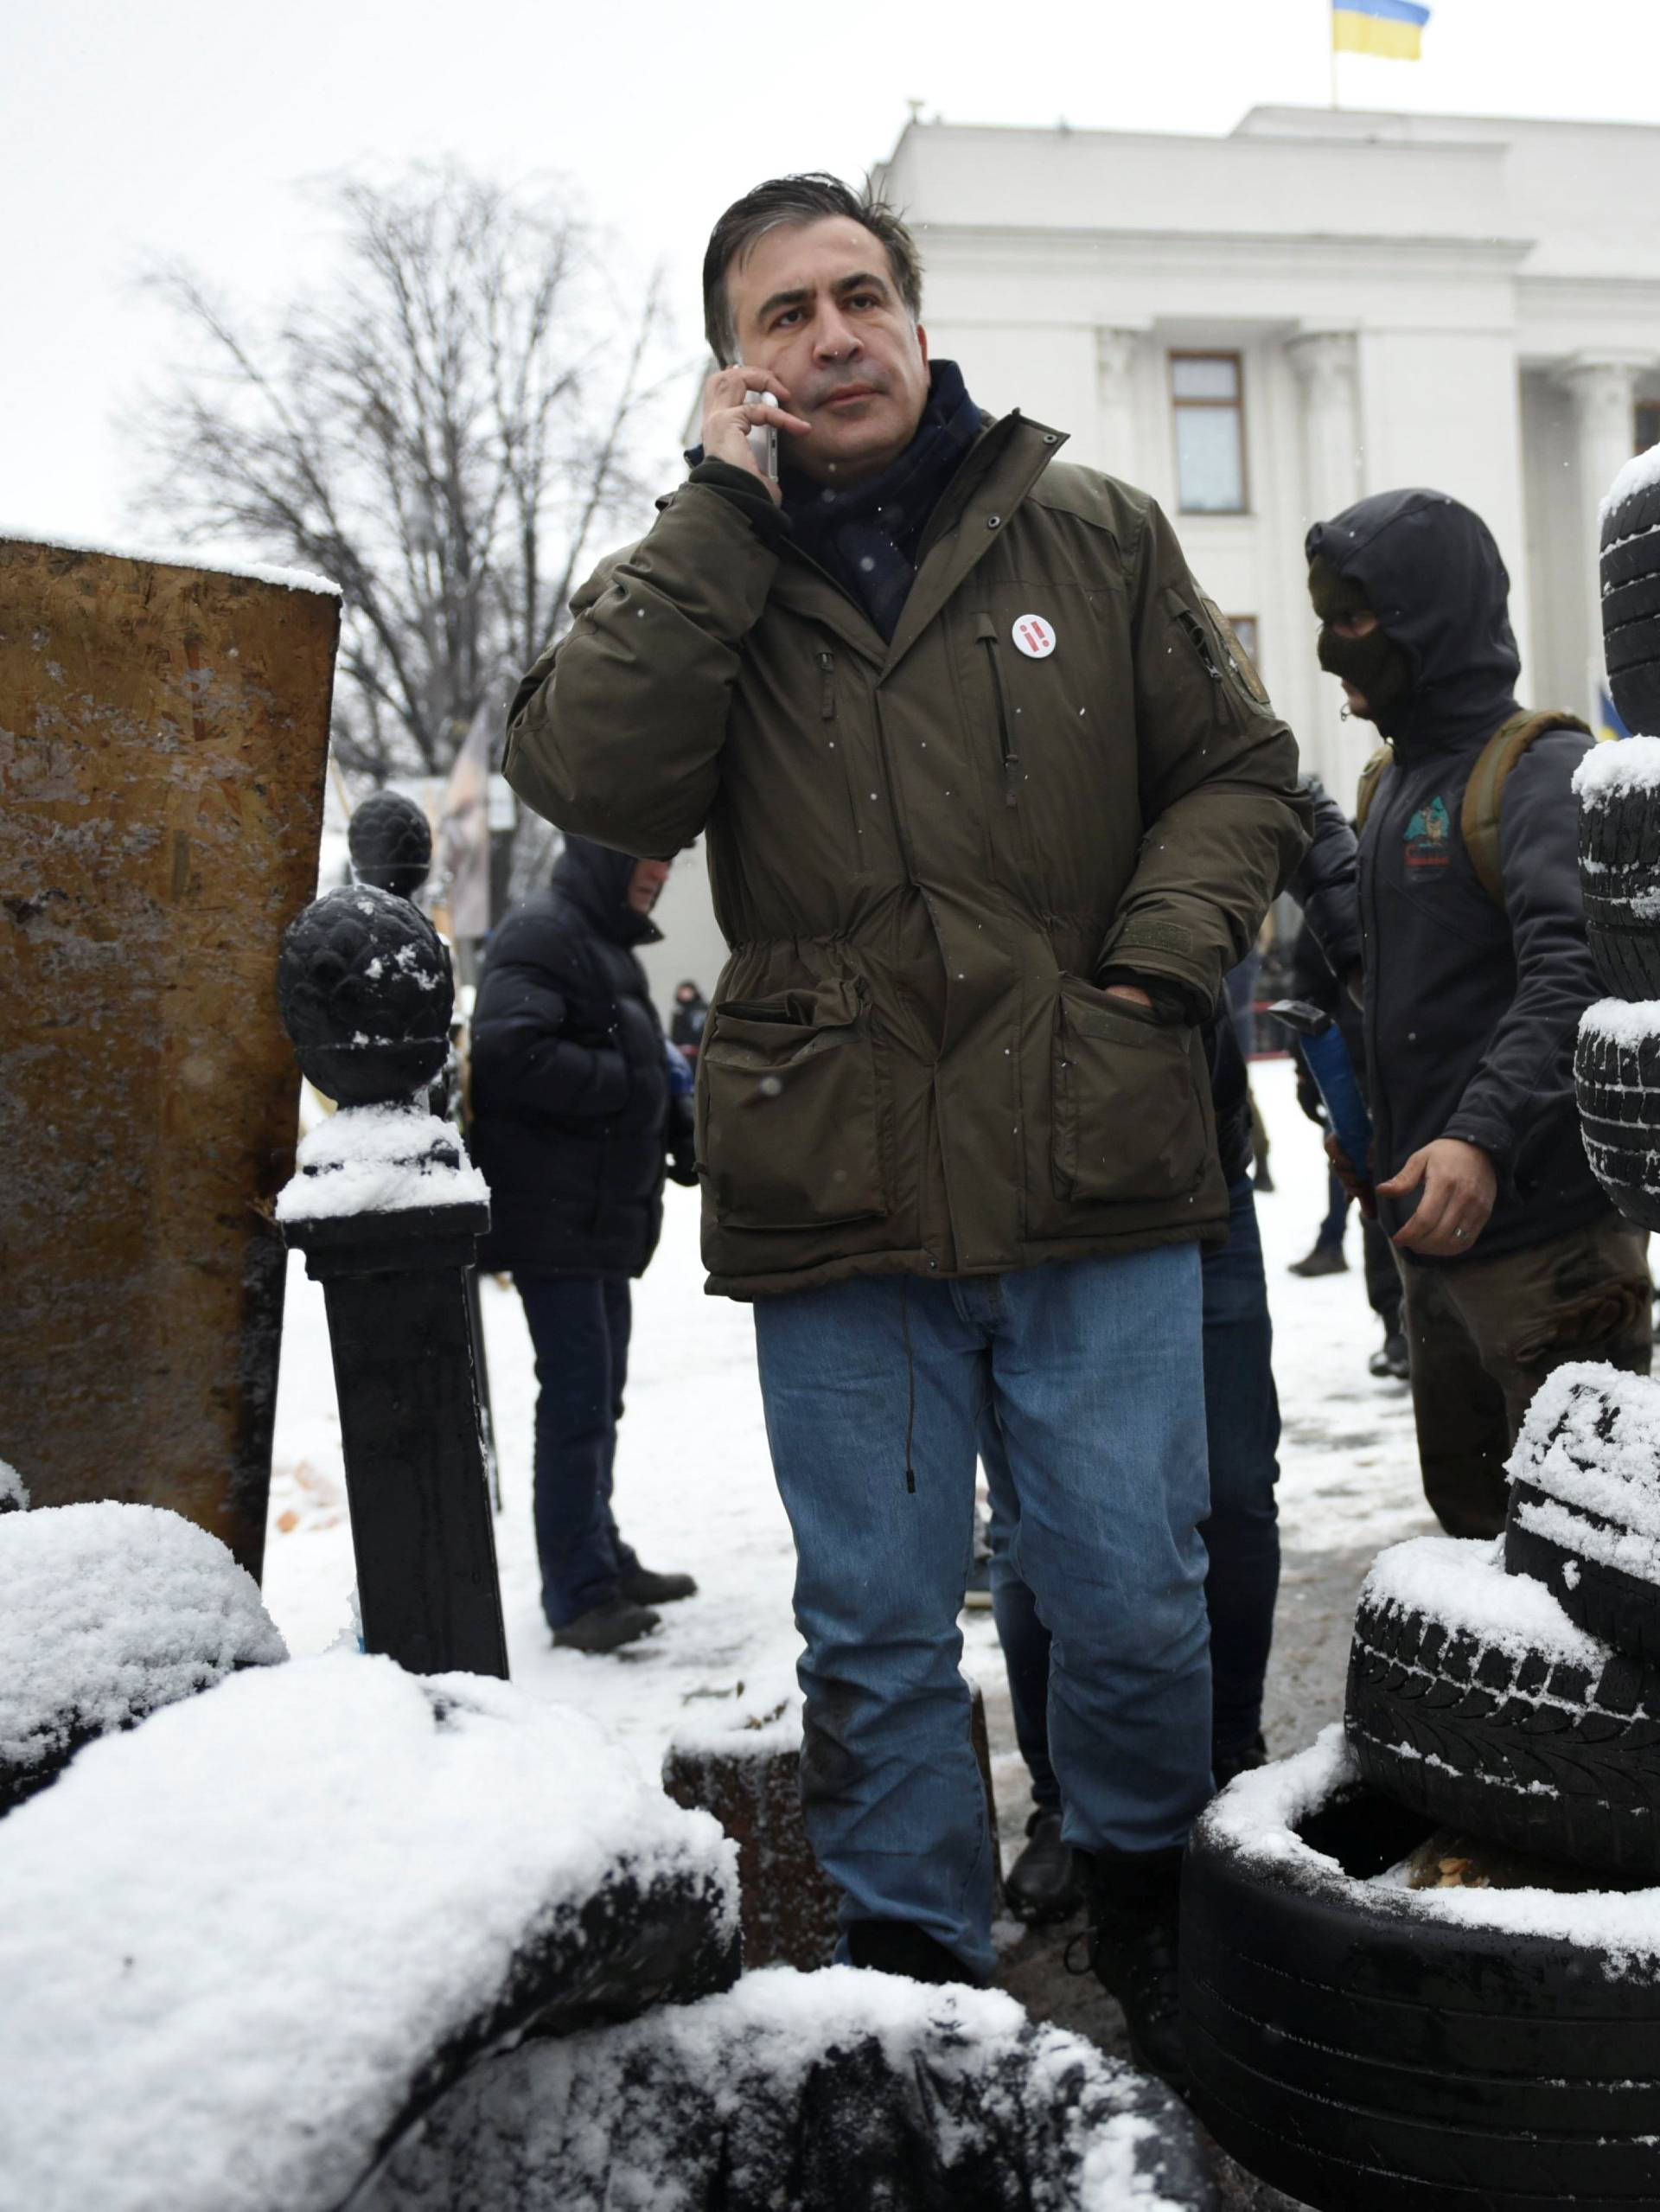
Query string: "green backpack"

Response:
xmin=1354 ymin=710 xmax=1593 ymax=908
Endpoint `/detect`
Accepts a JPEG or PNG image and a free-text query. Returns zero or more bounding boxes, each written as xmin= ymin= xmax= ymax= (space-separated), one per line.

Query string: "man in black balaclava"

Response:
xmin=1307 ymin=489 xmax=1650 ymax=1539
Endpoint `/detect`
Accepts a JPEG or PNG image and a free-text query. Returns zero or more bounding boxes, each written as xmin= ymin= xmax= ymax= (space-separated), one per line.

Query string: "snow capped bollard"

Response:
xmin=276 ymin=885 xmax=508 ymax=1678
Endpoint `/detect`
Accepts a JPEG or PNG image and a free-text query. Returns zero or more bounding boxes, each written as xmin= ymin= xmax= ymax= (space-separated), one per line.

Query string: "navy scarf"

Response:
xmin=782 ymin=360 xmax=982 ymax=641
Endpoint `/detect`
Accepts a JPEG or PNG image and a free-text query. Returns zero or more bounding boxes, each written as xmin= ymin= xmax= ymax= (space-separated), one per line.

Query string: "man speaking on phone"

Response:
xmin=504 ymin=173 xmax=1306 ymax=2085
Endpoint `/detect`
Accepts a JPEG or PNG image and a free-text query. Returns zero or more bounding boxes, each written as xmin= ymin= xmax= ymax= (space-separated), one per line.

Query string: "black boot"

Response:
xmin=1004 ymin=1808 xmax=1083 ymax=1925
xmin=1076 ymin=1845 xmax=1188 ymax=2093
xmin=846 ymin=1919 xmax=985 ymax=1986
xmin=619 ymin=1564 xmax=699 ymax=1606
xmin=552 ymin=1596 xmax=660 ymax=1653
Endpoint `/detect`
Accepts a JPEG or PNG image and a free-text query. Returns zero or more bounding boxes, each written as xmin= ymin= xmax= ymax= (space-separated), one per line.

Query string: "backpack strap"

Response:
xmin=1354 ymin=743 xmax=1394 ymax=834
xmin=1459 ymin=709 xmax=1593 ymax=909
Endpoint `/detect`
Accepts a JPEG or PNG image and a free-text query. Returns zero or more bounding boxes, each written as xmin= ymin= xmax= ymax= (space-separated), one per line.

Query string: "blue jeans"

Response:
xmin=516 ymin=1272 xmax=641 ymax=1628
xmin=986 ymin=1177 xmax=1280 ymax=1812
xmin=753 ymin=1244 xmax=1211 ymax=1981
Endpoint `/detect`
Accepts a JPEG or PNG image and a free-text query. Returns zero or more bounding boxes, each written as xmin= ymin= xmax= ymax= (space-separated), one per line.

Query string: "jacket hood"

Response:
xmin=552 ymin=834 xmax=662 ymax=947
xmin=1306 ymin=489 xmax=1521 ymax=751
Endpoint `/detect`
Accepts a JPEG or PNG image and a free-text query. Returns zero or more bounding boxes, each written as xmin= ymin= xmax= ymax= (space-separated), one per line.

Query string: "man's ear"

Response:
xmin=916 ymin=322 xmax=929 ymax=368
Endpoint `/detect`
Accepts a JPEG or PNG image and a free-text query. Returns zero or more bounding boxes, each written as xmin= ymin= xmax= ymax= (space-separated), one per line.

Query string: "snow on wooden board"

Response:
xmin=0 ymin=525 xmax=339 ymax=596
xmin=0 ymin=1654 xmax=737 ymax=2212
xmin=0 ymin=1501 xmax=284 ymax=1776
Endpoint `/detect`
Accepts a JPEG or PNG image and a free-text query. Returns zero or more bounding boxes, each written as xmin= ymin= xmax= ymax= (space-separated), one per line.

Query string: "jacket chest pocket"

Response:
xmin=697 ymin=977 xmax=888 ymax=1230
xmin=1052 ymin=976 xmax=1208 ymax=1203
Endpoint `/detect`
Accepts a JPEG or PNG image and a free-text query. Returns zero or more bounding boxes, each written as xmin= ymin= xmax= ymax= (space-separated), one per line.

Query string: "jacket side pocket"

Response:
xmin=1052 ymin=975 xmax=1208 ymax=1203
xmin=699 ymin=977 xmax=888 ymax=1230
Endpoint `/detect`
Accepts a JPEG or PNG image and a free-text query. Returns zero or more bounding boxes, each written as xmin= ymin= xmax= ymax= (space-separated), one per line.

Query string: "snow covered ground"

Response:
xmin=263 ymin=1055 xmax=1438 ymax=1852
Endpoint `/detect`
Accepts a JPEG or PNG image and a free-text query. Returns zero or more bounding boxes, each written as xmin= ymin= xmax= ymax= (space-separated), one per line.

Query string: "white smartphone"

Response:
xmin=744 ymin=390 xmax=779 ymax=481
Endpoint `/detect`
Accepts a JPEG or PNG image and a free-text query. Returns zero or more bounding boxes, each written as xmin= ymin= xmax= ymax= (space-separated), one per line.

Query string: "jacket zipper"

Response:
xmin=1175 ymin=607 xmax=1228 ymax=727
xmin=818 ymin=649 xmax=837 ymax=720
xmin=974 ymin=615 xmax=1022 ymax=807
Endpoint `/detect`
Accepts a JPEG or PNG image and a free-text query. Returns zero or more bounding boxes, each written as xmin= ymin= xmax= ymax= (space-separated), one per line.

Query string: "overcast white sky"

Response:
xmin=6 ymin=0 xmax=1660 ymax=549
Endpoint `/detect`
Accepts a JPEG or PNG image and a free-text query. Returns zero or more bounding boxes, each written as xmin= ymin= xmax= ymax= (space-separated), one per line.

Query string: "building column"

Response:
xmin=1559 ymin=355 xmax=1646 ymax=720
xmin=1094 ymin=328 xmax=1141 ymax=479
xmin=1287 ymin=331 xmax=1361 ymax=529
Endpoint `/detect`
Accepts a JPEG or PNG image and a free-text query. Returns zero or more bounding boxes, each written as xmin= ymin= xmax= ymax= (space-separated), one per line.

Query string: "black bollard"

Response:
xmin=276 ymin=883 xmax=509 ymax=1679
xmin=346 ymin=785 xmax=501 ymax=1512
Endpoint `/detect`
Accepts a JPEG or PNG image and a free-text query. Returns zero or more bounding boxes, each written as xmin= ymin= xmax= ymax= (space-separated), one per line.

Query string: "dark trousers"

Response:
xmin=986 ymin=1175 xmax=1281 ymax=1806
xmin=1363 ymin=1212 xmax=1401 ymax=1333
xmin=1396 ymin=1212 xmax=1651 ymax=1539
xmin=515 ymin=1272 xmax=640 ymax=1627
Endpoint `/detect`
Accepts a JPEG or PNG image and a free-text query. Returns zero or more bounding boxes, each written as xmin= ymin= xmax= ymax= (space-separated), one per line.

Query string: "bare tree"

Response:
xmin=133 ymin=163 xmax=678 ymax=782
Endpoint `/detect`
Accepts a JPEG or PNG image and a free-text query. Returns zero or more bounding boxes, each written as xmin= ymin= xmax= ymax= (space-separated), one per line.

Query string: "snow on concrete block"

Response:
xmin=663 ymin=1681 xmax=1002 ymax=1970
xmin=0 ymin=1654 xmax=739 ymax=2212
xmin=359 ymin=1964 xmax=1215 ymax=2212
xmin=0 ymin=1500 xmax=286 ymax=1814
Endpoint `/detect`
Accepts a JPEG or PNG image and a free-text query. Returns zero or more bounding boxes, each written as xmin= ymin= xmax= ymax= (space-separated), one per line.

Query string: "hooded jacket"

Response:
xmin=507 ymin=400 xmax=1309 ymax=1298
xmin=469 ymin=837 xmax=670 ymax=1278
xmin=1305 ymin=489 xmax=1607 ymax=1265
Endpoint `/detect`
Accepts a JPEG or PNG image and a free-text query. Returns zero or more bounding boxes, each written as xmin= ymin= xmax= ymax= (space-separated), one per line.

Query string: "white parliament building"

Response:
xmin=644 ymin=103 xmax=1660 ymax=1007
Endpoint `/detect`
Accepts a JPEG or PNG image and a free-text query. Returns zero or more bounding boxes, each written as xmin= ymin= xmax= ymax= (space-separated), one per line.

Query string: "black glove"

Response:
xmin=1293 ymin=1046 xmax=1327 ymax=1129
xmin=666 ymin=1095 xmax=699 ymax=1188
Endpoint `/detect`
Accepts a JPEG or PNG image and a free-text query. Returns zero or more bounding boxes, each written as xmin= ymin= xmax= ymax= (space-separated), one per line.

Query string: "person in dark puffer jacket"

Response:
xmin=470 ymin=835 xmax=699 ymax=1653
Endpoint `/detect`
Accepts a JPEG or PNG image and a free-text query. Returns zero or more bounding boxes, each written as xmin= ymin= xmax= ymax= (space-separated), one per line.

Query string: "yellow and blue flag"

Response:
xmin=1333 ymin=0 xmax=1431 ymax=60
xmin=1600 ymin=687 xmax=1632 ymax=744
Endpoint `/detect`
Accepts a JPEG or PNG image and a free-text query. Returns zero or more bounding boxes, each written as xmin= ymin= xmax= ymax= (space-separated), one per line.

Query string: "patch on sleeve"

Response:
xmin=1202 ymin=595 xmax=1272 ymax=710
xmin=1111 ymin=919 xmax=1195 ymax=956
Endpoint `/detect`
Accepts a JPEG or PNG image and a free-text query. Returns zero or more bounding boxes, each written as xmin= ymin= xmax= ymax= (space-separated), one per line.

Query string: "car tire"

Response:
xmin=1183 ymin=1729 xmax=1660 ymax=2212
xmin=1345 ymin=1535 xmax=1660 ymax=1878
xmin=1576 ymin=1007 xmax=1660 ymax=1231
xmin=1602 ymin=465 xmax=1660 ymax=738
xmin=1578 ymin=762 xmax=1660 ymax=998
xmin=1506 ymin=1362 xmax=1660 ymax=1669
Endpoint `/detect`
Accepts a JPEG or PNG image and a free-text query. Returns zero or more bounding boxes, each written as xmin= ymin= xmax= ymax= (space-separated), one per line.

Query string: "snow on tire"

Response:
xmin=1575 ymin=999 xmax=1660 ymax=1231
xmin=1574 ymin=734 xmax=1660 ymax=999
xmin=1344 ymin=1534 xmax=1660 ymax=1878
xmin=1602 ymin=451 xmax=1660 ymax=739
xmin=361 ymin=1966 xmax=1216 ymax=2212
xmin=0 ymin=1499 xmax=287 ymax=1816
xmin=1507 ymin=1361 xmax=1660 ymax=1669
xmin=1183 ymin=1728 xmax=1660 ymax=2212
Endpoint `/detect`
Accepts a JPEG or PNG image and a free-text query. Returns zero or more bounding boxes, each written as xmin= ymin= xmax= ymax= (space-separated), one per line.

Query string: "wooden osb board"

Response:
xmin=0 ymin=539 xmax=339 ymax=1576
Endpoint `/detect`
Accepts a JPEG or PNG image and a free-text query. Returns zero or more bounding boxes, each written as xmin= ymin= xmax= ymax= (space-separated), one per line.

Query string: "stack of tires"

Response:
xmin=1180 ymin=444 xmax=1660 ymax=2212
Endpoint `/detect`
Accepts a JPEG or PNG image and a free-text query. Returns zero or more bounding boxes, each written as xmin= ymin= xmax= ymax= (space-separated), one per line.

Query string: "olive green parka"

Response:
xmin=505 ymin=411 xmax=1309 ymax=1298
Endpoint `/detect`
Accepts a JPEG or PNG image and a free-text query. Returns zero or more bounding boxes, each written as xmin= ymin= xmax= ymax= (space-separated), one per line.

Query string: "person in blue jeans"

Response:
xmin=984 ymin=1172 xmax=1280 ymax=1926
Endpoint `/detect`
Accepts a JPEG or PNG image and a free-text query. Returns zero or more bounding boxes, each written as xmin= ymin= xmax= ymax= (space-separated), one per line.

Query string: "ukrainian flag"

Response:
xmin=1333 ymin=0 xmax=1430 ymax=60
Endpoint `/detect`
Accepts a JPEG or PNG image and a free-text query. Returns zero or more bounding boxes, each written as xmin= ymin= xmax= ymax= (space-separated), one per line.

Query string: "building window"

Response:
xmin=1638 ymin=400 xmax=1660 ymax=457
xmin=1227 ymin=615 xmax=1261 ymax=667
xmin=1172 ymin=352 xmax=1248 ymax=514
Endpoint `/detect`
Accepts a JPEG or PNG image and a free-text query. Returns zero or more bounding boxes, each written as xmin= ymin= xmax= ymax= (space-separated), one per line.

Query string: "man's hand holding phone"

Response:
xmin=699 ymin=367 xmax=810 ymax=506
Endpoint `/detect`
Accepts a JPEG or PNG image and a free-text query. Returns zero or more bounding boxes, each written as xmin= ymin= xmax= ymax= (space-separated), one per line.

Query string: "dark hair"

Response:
xmin=701 ymin=172 xmax=923 ymax=366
